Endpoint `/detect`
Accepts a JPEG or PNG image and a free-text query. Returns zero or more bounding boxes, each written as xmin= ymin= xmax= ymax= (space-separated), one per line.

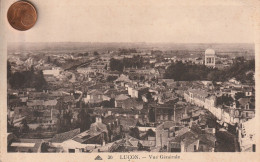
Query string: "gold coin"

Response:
xmin=7 ymin=1 xmax=37 ymax=31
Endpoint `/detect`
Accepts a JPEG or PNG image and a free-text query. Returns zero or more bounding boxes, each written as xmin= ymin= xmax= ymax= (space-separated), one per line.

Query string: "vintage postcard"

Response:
xmin=0 ymin=0 xmax=260 ymax=161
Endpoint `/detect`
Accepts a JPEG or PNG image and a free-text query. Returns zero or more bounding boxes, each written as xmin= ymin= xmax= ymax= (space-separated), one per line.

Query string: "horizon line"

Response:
xmin=8 ymin=42 xmax=255 ymax=44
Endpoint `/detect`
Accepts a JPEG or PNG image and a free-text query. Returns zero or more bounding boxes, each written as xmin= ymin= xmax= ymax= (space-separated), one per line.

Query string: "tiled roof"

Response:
xmin=122 ymin=98 xmax=143 ymax=110
xmin=115 ymin=94 xmax=130 ymax=101
xmin=72 ymin=130 xmax=102 ymax=144
xmin=199 ymin=134 xmax=216 ymax=148
xmin=157 ymin=121 xmax=177 ymax=130
xmin=50 ymin=128 xmax=80 ymax=143
xmin=88 ymin=89 xmax=103 ymax=95
xmin=172 ymin=131 xmax=199 ymax=147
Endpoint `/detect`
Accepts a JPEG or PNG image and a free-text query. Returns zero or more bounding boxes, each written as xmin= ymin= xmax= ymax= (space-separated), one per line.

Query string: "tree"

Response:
xmin=9 ymin=72 xmax=26 ymax=89
xmin=140 ymin=76 xmax=145 ymax=81
xmin=78 ymin=109 xmax=92 ymax=132
xmin=94 ymin=51 xmax=99 ymax=56
xmin=102 ymin=98 xmax=115 ymax=108
xmin=217 ymin=95 xmax=234 ymax=106
xmin=41 ymin=142 xmax=50 ymax=152
xmin=207 ymin=70 xmax=224 ymax=82
xmin=110 ymin=58 xmax=124 ymax=72
xmin=136 ymin=121 xmax=143 ymax=127
xmin=146 ymin=92 xmax=152 ymax=102
xmin=56 ymin=99 xmax=73 ymax=133
xmin=246 ymin=72 xmax=254 ymax=82
xmin=35 ymin=70 xmax=47 ymax=91
xmin=8 ymin=69 xmax=47 ymax=91
xmin=146 ymin=129 xmax=155 ymax=137
xmin=164 ymin=58 xmax=255 ymax=83
xmin=148 ymin=108 xmax=155 ymax=122
xmin=235 ymin=92 xmax=245 ymax=100
xmin=33 ymin=110 xmax=42 ymax=121
xmin=129 ymin=127 xmax=140 ymax=139
xmin=47 ymin=56 xmax=51 ymax=63
xmin=7 ymin=61 xmax=11 ymax=79
xmin=63 ymin=110 xmax=73 ymax=131
xmin=84 ymin=52 xmax=89 ymax=57
xmin=137 ymin=141 xmax=144 ymax=150
xmin=21 ymin=119 xmax=29 ymax=133
xmin=162 ymin=82 xmax=167 ymax=87
xmin=30 ymin=65 xmax=35 ymax=73
xmin=107 ymin=76 xmax=118 ymax=82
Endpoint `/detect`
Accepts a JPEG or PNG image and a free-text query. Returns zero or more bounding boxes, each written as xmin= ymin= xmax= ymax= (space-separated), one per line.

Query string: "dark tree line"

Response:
xmin=110 ymin=55 xmax=145 ymax=72
xmin=119 ymin=48 xmax=137 ymax=55
xmin=56 ymin=98 xmax=94 ymax=133
xmin=164 ymin=57 xmax=255 ymax=83
xmin=77 ymin=109 xmax=92 ymax=132
xmin=164 ymin=61 xmax=213 ymax=81
xmin=8 ymin=62 xmax=47 ymax=91
xmin=216 ymin=95 xmax=234 ymax=106
xmin=56 ymin=99 xmax=72 ymax=133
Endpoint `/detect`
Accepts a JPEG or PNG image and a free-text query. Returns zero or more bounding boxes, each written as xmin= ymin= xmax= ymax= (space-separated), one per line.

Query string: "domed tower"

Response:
xmin=204 ymin=48 xmax=215 ymax=68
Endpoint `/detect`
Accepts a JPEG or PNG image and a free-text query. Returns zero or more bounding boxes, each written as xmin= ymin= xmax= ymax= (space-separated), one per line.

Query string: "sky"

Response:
xmin=3 ymin=0 xmax=257 ymax=43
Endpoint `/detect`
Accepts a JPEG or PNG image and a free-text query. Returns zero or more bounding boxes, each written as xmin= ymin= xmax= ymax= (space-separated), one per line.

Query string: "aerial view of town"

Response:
xmin=7 ymin=42 xmax=255 ymax=153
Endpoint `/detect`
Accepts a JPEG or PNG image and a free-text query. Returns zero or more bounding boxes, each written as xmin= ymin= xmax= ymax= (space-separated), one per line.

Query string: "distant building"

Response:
xmin=168 ymin=124 xmax=216 ymax=152
xmin=204 ymin=49 xmax=215 ymax=68
xmin=43 ymin=68 xmax=61 ymax=77
xmin=114 ymin=94 xmax=130 ymax=108
xmin=83 ymin=89 xmax=104 ymax=104
xmin=150 ymin=105 xmax=176 ymax=122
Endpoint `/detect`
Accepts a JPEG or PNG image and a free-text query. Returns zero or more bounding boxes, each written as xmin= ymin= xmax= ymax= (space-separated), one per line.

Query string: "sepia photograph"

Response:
xmin=1 ymin=0 xmax=259 ymax=161
xmin=7 ymin=42 xmax=256 ymax=153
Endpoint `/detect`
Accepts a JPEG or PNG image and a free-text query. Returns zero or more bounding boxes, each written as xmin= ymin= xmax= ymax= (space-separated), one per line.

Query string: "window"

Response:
xmin=194 ymin=145 xmax=197 ymax=151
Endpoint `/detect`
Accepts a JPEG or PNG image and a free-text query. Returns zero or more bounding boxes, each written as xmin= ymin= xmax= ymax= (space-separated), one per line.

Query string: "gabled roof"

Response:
xmin=50 ymin=128 xmax=80 ymax=143
xmin=115 ymin=74 xmax=131 ymax=82
xmin=157 ymin=121 xmax=177 ymax=130
xmin=122 ymin=98 xmax=143 ymax=110
xmin=199 ymin=134 xmax=216 ymax=148
xmin=115 ymin=94 xmax=130 ymax=101
xmin=88 ymin=89 xmax=103 ymax=95
xmin=171 ymin=131 xmax=199 ymax=147
xmin=72 ymin=130 xmax=102 ymax=144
